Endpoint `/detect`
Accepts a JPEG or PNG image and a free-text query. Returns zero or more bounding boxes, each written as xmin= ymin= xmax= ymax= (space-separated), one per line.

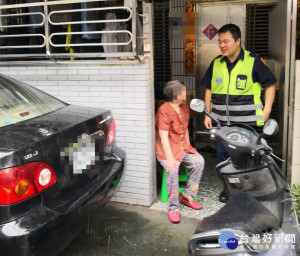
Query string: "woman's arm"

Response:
xmin=159 ymin=130 xmax=176 ymax=172
xmin=185 ymin=127 xmax=191 ymax=145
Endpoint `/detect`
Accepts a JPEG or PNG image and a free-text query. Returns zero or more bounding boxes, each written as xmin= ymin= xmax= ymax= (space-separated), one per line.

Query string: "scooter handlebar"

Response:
xmin=196 ymin=131 xmax=210 ymax=136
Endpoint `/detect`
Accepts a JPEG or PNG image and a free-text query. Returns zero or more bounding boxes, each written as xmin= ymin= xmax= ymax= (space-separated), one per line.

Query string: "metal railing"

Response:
xmin=0 ymin=0 xmax=139 ymax=63
xmin=0 ymin=12 xmax=45 ymax=28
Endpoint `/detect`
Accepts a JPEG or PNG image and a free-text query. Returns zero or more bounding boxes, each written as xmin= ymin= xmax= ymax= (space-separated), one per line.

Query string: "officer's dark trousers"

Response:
xmin=215 ymin=141 xmax=229 ymax=201
xmin=215 ymin=141 xmax=229 ymax=163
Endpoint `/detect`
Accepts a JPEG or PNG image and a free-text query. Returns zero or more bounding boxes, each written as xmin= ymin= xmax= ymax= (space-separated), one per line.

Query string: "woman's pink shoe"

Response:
xmin=179 ymin=196 xmax=202 ymax=210
xmin=168 ymin=210 xmax=180 ymax=223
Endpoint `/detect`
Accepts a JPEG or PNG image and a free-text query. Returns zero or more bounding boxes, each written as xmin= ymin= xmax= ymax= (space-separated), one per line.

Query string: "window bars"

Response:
xmin=0 ymin=0 xmax=141 ymax=64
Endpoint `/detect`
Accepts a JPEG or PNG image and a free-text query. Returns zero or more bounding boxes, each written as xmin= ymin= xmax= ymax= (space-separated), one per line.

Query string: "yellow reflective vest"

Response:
xmin=211 ymin=50 xmax=264 ymax=126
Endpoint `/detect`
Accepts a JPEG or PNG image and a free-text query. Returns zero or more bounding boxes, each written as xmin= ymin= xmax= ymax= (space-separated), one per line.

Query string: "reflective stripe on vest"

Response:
xmin=212 ymin=103 xmax=263 ymax=111
xmin=211 ymin=50 xmax=264 ymax=126
xmin=211 ymin=112 xmax=263 ymax=122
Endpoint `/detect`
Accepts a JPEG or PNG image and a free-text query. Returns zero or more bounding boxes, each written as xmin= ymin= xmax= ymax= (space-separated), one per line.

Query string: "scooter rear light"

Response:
xmin=107 ymin=119 xmax=116 ymax=146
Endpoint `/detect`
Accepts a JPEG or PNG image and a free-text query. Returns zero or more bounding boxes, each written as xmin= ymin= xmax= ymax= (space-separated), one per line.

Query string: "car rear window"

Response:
xmin=0 ymin=75 xmax=67 ymax=127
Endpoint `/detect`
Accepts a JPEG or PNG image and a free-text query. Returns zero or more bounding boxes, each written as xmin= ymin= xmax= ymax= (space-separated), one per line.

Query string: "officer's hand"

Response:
xmin=204 ymin=115 xmax=212 ymax=129
xmin=263 ymin=109 xmax=271 ymax=122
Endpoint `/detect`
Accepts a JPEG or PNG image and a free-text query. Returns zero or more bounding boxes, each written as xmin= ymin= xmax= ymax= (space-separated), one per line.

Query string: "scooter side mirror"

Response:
xmin=257 ymin=119 xmax=278 ymax=144
xmin=190 ymin=99 xmax=206 ymax=113
xmin=190 ymin=99 xmax=221 ymax=129
xmin=263 ymin=119 xmax=278 ymax=136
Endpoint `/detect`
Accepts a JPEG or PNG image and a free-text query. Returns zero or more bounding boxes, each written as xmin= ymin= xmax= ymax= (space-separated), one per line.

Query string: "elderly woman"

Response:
xmin=155 ymin=80 xmax=205 ymax=223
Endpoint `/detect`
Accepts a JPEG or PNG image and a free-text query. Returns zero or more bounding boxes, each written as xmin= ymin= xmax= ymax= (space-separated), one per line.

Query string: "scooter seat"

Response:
xmin=195 ymin=193 xmax=280 ymax=235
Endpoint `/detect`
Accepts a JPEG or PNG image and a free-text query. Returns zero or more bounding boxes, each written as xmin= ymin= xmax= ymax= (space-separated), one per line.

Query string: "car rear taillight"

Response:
xmin=0 ymin=165 xmax=36 ymax=205
xmin=25 ymin=162 xmax=56 ymax=192
xmin=0 ymin=162 xmax=56 ymax=205
xmin=107 ymin=119 xmax=116 ymax=146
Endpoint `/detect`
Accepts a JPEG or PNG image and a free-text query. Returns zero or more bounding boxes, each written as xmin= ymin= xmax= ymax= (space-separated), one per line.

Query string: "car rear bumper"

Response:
xmin=0 ymin=148 xmax=125 ymax=256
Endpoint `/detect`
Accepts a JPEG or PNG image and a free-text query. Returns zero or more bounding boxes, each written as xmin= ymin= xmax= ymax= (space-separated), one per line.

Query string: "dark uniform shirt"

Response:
xmin=201 ymin=49 xmax=277 ymax=89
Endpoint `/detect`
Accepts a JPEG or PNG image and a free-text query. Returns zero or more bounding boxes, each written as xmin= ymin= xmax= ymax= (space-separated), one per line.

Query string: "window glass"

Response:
xmin=0 ymin=75 xmax=66 ymax=127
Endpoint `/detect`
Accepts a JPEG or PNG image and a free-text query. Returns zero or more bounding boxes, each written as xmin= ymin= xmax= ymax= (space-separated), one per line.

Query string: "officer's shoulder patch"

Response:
xmin=260 ymin=57 xmax=268 ymax=66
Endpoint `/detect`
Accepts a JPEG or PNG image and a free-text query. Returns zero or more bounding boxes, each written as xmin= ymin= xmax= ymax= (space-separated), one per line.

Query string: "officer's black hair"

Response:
xmin=163 ymin=80 xmax=185 ymax=102
xmin=218 ymin=24 xmax=241 ymax=42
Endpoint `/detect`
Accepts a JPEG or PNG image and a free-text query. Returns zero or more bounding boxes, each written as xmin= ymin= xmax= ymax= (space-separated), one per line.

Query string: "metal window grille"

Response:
xmin=0 ymin=0 xmax=143 ymax=64
xmin=246 ymin=4 xmax=273 ymax=57
xmin=246 ymin=4 xmax=280 ymax=150
xmin=153 ymin=0 xmax=170 ymax=99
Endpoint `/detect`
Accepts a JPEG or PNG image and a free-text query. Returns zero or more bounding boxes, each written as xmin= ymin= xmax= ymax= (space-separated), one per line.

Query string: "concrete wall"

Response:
xmin=0 ymin=3 xmax=156 ymax=206
xmin=292 ymin=60 xmax=300 ymax=185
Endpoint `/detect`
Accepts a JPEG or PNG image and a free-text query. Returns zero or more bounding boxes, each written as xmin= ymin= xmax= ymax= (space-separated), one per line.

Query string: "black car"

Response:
xmin=0 ymin=74 xmax=125 ymax=256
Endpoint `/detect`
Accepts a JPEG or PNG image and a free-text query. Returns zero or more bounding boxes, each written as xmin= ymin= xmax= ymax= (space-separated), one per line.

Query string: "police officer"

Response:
xmin=201 ymin=23 xmax=277 ymax=202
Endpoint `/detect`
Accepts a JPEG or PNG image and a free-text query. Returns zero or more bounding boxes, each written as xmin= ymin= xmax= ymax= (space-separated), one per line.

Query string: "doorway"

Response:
xmin=194 ymin=0 xmax=296 ymax=178
xmin=152 ymin=0 xmax=297 ymax=206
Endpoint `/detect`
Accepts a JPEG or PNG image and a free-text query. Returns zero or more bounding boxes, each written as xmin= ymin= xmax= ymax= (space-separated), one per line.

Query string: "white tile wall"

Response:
xmin=0 ymin=60 xmax=156 ymax=206
xmin=292 ymin=61 xmax=300 ymax=185
xmin=0 ymin=3 xmax=156 ymax=206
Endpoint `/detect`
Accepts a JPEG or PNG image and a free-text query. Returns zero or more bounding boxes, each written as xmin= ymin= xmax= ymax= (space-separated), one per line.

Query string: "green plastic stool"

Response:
xmin=161 ymin=167 xmax=197 ymax=202
xmin=112 ymin=169 xmax=123 ymax=189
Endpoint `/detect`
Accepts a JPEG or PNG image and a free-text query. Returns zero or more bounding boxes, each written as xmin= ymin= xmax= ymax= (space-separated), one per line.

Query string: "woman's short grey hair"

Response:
xmin=163 ymin=80 xmax=185 ymax=102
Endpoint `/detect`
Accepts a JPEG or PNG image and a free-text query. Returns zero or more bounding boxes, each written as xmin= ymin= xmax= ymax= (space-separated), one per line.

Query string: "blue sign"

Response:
xmin=218 ymin=231 xmax=238 ymax=250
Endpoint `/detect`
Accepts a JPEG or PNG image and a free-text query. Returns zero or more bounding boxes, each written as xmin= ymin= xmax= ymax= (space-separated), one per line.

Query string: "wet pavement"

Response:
xmin=61 ymin=202 xmax=199 ymax=256
xmin=61 ymin=147 xmax=223 ymax=256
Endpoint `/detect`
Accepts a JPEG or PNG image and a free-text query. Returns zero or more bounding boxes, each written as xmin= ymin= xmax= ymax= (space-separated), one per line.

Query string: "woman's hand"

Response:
xmin=159 ymin=130 xmax=176 ymax=172
xmin=166 ymin=157 xmax=176 ymax=172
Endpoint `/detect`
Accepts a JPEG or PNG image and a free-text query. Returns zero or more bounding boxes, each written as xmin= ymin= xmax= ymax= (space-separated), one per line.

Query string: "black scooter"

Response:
xmin=188 ymin=99 xmax=300 ymax=256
